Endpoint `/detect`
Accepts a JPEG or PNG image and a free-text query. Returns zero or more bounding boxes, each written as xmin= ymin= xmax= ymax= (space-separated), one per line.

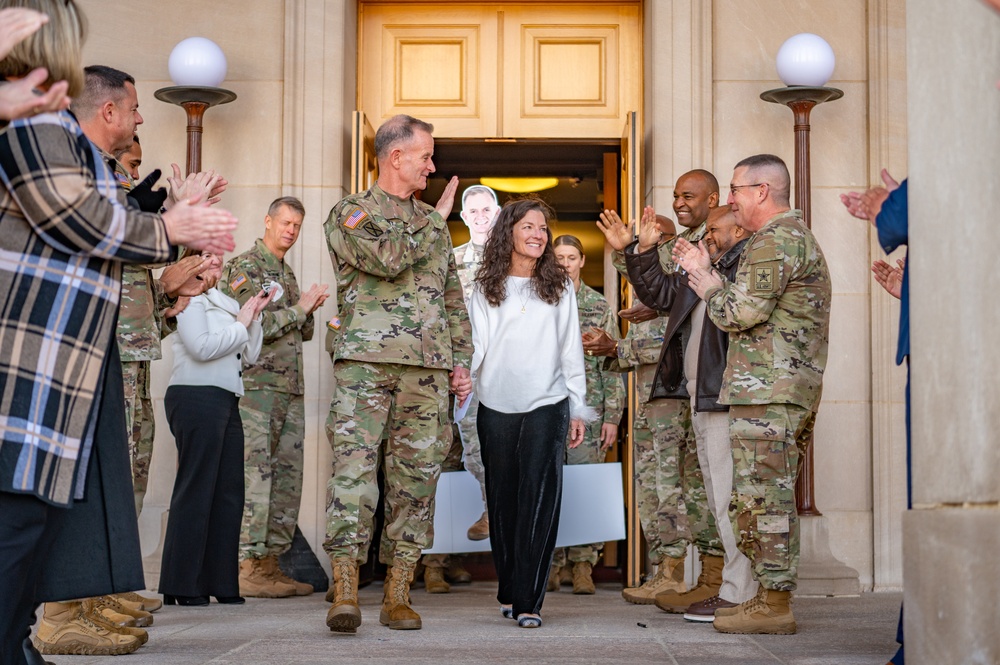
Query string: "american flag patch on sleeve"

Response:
xmin=230 ymin=273 xmax=248 ymax=291
xmin=343 ymin=208 xmax=368 ymax=229
xmin=327 ymin=316 xmax=342 ymax=331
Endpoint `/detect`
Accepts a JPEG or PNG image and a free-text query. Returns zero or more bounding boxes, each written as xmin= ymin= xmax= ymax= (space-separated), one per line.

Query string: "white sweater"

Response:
xmin=169 ymin=288 xmax=263 ymax=396
xmin=469 ymin=275 xmax=595 ymax=421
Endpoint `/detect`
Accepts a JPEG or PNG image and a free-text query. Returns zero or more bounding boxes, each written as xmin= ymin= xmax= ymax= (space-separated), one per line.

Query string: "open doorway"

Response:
xmin=424 ymin=139 xmax=621 ymax=296
xmin=423 ymin=138 xmax=630 ymax=583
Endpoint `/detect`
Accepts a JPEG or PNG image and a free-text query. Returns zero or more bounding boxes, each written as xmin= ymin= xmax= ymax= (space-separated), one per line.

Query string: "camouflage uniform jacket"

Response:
xmin=703 ymin=209 xmax=831 ymax=411
xmin=576 ymin=283 xmax=625 ymax=425
xmin=105 ymin=150 xmax=174 ymax=362
xmin=452 ymin=241 xmax=483 ymax=304
xmin=604 ymin=316 xmax=667 ymax=406
xmin=324 ymin=183 xmax=473 ymax=370
xmin=219 ymin=239 xmax=313 ymax=394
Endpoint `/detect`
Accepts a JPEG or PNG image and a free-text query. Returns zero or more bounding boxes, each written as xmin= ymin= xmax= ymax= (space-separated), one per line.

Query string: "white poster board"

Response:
xmin=423 ymin=463 xmax=626 ymax=554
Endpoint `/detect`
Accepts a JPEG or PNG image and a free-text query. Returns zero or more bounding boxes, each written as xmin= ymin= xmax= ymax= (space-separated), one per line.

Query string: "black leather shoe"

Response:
xmin=163 ymin=594 xmax=209 ymax=606
xmin=215 ymin=596 xmax=246 ymax=604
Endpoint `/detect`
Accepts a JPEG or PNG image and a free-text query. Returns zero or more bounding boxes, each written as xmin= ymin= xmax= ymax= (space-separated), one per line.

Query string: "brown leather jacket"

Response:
xmin=624 ymin=238 xmax=748 ymax=412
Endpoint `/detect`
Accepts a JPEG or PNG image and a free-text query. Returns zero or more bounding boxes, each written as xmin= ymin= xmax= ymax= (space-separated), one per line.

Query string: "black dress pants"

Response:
xmin=159 ymin=385 xmax=244 ymax=599
xmin=478 ymin=398 xmax=569 ymax=617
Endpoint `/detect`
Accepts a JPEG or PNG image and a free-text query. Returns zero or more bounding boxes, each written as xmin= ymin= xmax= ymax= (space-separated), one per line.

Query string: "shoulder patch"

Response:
xmin=752 ymin=261 xmax=779 ymax=292
xmin=361 ymin=220 xmax=383 ymax=238
xmin=230 ymin=273 xmax=249 ymax=291
xmin=344 ymin=207 xmax=369 ymax=229
xmin=327 ymin=315 xmax=342 ymax=331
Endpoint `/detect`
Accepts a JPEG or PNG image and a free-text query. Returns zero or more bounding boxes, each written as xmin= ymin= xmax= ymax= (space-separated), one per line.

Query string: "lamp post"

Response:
xmin=154 ymin=37 xmax=236 ymax=175
xmin=760 ymin=34 xmax=842 ymax=516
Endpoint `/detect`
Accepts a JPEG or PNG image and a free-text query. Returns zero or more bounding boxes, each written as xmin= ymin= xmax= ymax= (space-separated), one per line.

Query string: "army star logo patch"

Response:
xmin=753 ymin=266 xmax=775 ymax=291
xmin=344 ymin=208 xmax=368 ymax=229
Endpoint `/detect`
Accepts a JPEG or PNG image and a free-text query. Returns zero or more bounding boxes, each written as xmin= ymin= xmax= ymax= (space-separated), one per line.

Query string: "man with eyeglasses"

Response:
xmin=595 ymin=169 xmax=726 ymax=610
xmin=672 ymin=154 xmax=832 ymax=635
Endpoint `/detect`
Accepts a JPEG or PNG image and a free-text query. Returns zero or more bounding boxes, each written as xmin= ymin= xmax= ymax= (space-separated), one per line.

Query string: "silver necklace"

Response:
xmin=513 ymin=279 xmax=531 ymax=313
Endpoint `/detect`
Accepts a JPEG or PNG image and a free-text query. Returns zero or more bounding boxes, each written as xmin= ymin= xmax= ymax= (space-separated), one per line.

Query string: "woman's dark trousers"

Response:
xmin=479 ymin=398 xmax=569 ymax=617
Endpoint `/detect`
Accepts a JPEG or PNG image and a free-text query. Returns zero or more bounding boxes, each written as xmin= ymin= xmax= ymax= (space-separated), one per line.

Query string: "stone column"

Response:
xmin=904 ymin=1 xmax=1000 ymax=662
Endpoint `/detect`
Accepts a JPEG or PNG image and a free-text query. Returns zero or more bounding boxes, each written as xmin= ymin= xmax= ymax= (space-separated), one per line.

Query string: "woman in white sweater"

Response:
xmin=159 ymin=252 xmax=272 ymax=606
xmin=469 ymin=198 xmax=595 ymax=628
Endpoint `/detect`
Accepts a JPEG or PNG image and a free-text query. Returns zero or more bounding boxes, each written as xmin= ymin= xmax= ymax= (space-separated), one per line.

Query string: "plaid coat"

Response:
xmin=0 ymin=110 xmax=173 ymax=506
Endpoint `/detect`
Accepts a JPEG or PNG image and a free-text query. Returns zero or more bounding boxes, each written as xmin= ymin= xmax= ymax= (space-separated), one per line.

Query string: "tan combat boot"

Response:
xmin=263 ymin=555 xmax=314 ymax=596
xmin=713 ymin=587 xmax=796 ymax=635
xmin=326 ymin=557 xmax=362 ymax=633
xmin=97 ymin=594 xmax=153 ymax=627
xmin=424 ymin=565 xmax=450 ymax=594
xmin=446 ymin=559 xmax=473 ymax=584
xmin=654 ymin=554 xmax=722 ymax=612
xmin=239 ymin=557 xmax=296 ymax=598
xmin=379 ymin=561 xmax=421 ymax=630
xmin=571 ymin=561 xmax=596 ymax=595
xmin=83 ymin=599 xmax=149 ymax=646
xmin=86 ymin=596 xmax=135 ymax=629
xmin=467 ymin=511 xmax=490 ymax=541
xmin=546 ymin=564 xmax=560 ymax=592
xmin=113 ymin=591 xmax=163 ymax=613
xmin=623 ymin=554 xmax=689 ymax=605
xmin=33 ymin=601 xmax=141 ymax=656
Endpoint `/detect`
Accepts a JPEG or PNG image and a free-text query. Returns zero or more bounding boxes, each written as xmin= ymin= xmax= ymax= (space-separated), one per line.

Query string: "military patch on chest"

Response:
xmin=752 ymin=263 xmax=777 ymax=292
xmin=361 ymin=220 xmax=383 ymax=238
xmin=343 ymin=207 xmax=369 ymax=229
xmin=230 ymin=273 xmax=249 ymax=292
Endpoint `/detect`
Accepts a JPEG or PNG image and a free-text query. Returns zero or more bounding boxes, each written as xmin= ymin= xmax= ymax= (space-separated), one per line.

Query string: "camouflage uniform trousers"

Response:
xmin=418 ymin=409 xmax=465 ymax=569
xmin=121 ymin=359 xmax=154 ymax=517
xmin=728 ymin=403 xmax=814 ymax=592
xmin=633 ymin=398 xmax=723 ymax=564
xmin=324 ymin=360 xmax=450 ymax=567
xmin=457 ymin=392 xmax=487 ymax=504
xmin=551 ymin=417 xmax=608 ymax=568
xmin=238 ymin=389 xmax=305 ymax=560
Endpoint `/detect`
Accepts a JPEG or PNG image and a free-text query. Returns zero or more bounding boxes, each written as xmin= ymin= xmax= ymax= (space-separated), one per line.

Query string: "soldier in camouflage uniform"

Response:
xmin=549 ymin=234 xmax=624 ymax=594
xmin=596 ymin=172 xmax=726 ymax=606
xmin=323 ymin=115 xmax=473 ymax=633
xmin=220 ymin=197 xmax=329 ymax=599
xmin=673 ymin=154 xmax=831 ymax=635
xmin=420 ymin=184 xmax=499 ymax=593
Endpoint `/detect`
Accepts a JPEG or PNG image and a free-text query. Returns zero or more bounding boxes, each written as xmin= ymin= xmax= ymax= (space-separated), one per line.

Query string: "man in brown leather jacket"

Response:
xmin=622 ymin=206 xmax=758 ymax=622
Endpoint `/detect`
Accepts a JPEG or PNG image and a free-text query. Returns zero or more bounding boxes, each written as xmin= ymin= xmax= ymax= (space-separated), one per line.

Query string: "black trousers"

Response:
xmin=159 ymin=385 xmax=244 ymax=598
xmin=478 ymin=398 xmax=569 ymax=617
xmin=0 ymin=343 xmax=141 ymax=665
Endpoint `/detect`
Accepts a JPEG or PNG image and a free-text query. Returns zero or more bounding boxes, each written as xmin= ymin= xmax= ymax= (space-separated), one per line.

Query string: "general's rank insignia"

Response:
xmin=344 ymin=208 xmax=368 ymax=229
xmin=753 ymin=265 xmax=775 ymax=292
xmin=230 ymin=273 xmax=248 ymax=292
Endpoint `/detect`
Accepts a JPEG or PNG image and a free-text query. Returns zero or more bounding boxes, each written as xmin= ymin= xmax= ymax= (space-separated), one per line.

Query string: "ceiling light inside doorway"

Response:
xmin=480 ymin=177 xmax=559 ymax=193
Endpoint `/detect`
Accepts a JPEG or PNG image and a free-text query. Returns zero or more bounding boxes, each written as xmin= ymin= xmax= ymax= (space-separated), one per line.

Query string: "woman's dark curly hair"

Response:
xmin=475 ymin=197 xmax=568 ymax=307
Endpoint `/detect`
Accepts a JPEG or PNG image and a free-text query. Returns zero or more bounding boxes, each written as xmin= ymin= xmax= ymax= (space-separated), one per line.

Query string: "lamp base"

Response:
xmin=154 ymin=86 xmax=237 ymax=107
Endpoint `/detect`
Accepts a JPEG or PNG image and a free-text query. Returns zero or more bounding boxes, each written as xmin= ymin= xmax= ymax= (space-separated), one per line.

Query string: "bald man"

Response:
xmin=594 ymin=169 xmax=725 ymax=608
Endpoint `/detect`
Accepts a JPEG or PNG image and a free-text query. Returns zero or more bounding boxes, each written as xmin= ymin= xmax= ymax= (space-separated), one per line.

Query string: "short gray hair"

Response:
xmin=374 ymin=115 xmax=434 ymax=160
xmin=267 ymin=196 xmax=305 ymax=218
xmin=462 ymin=185 xmax=498 ymax=208
xmin=734 ymin=154 xmax=790 ymax=206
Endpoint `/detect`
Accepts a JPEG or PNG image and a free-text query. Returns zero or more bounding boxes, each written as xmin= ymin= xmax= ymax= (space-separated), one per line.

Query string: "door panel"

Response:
xmin=351 ymin=111 xmax=378 ymax=194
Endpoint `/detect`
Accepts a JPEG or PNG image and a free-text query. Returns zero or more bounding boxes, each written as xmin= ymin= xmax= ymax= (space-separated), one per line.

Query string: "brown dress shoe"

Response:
xmin=467 ymin=512 xmax=490 ymax=541
xmin=682 ymin=594 xmax=738 ymax=622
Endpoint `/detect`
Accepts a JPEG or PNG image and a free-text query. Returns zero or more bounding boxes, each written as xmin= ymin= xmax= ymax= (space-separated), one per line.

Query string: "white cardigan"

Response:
xmin=169 ymin=288 xmax=263 ymax=396
xmin=469 ymin=275 xmax=595 ymax=421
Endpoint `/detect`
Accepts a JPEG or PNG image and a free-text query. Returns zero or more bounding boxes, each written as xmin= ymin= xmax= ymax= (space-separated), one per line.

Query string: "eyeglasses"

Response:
xmin=729 ymin=183 xmax=765 ymax=196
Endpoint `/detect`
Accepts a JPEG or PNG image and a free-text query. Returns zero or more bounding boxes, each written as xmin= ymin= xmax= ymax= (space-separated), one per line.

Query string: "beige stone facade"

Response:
xmin=80 ymin=0 xmax=912 ymax=599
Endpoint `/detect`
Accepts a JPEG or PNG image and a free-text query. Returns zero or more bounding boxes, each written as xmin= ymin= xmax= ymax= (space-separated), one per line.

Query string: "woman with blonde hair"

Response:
xmin=469 ymin=198 xmax=594 ymax=628
xmin=0 ymin=0 xmax=237 ymax=659
xmin=548 ymin=234 xmax=624 ymax=594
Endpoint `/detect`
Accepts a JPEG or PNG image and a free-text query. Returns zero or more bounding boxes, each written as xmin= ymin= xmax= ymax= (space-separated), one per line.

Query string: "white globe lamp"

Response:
xmin=775 ymin=33 xmax=836 ymax=87
xmin=168 ymin=37 xmax=228 ymax=88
